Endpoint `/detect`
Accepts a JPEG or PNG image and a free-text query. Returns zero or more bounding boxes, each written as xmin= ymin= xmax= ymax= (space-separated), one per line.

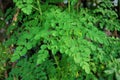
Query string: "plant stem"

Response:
xmin=37 ymin=0 xmax=42 ymax=15
xmin=53 ymin=54 xmax=60 ymax=70
xmin=68 ymin=0 xmax=70 ymax=12
xmin=53 ymin=54 xmax=61 ymax=79
xmin=32 ymin=6 xmax=39 ymax=11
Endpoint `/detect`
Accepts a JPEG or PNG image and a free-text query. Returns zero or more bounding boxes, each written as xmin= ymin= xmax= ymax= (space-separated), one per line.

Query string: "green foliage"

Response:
xmin=7 ymin=54 xmax=79 ymax=80
xmin=0 ymin=9 xmax=5 ymax=29
xmin=7 ymin=54 xmax=48 ymax=80
xmin=46 ymin=0 xmax=63 ymax=3
xmin=105 ymin=57 xmax=120 ymax=80
xmin=0 ymin=43 xmax=11 ymax=79
xmin=13 ymin=0 xmax=34 ymax=15
xmin=4 ymin=0 xmax=120 ymax=80
xmin=93 ymin=0 xmax=120 ymax=31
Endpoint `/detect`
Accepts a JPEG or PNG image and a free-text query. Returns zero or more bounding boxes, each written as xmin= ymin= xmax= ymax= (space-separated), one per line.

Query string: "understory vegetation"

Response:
xmin=0 ymin=0 xmax=120 ymax=80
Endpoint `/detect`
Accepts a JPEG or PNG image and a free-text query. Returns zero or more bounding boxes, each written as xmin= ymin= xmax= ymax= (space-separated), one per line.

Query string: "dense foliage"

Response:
xmin=0 ymin=0 xmax=120 ymax=80
xmin=0 ymin=43 xmax=11 ymax=80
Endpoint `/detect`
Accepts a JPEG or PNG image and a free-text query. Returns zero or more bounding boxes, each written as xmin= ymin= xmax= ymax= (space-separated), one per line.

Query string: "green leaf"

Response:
xmin=26 ymin=0 xmax=33 ymax=3
xmin=11 ymin=54 xmax=20 ymax=62
xmin=82 ymin=62 xmax=90 ymax=74
xmin=37 ymin=50 xmax=49 ymax=65
xmin=21 ymin=5 xmax=32 ymax=15
xmin=74 ymin=53 xmax=81 ymax=64
xmin=19 ymin=48 xmax=27 ymax=56
xmin=104 ymin=70 xmax=114 ymax=74
xmin=116 ymin=72 xmax=120 ymax=80
xmin=26 ymin=43 xmax=32 ymax=50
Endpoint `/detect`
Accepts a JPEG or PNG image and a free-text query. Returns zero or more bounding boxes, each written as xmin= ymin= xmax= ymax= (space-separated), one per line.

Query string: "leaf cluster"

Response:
xmin=4 ymin=0 xmax=120 ymax=80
